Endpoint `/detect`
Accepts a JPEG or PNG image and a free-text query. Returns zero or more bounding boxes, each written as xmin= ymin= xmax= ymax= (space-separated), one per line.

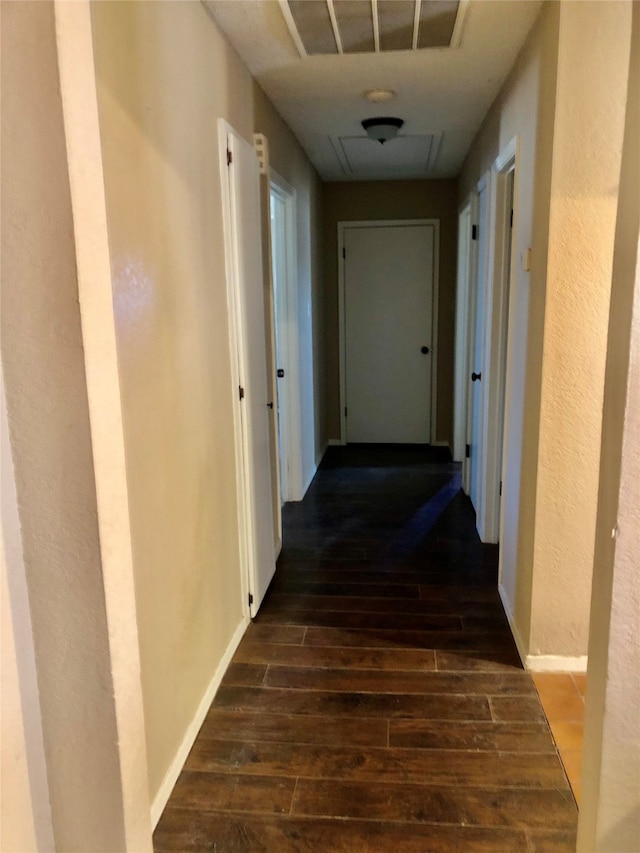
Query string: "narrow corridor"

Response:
xmin=154 ymin=446 xmax=578 ymax=852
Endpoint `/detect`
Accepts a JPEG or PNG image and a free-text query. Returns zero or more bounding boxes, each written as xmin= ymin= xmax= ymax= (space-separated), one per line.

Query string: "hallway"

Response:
xmin=154 ymin=447 xmax=577 ymax=852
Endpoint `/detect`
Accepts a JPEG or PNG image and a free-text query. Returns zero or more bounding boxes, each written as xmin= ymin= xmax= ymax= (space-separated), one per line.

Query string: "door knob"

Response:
xmin=421 ymin=346 xmax=430 ymax=354
xmin=277 ymin=368 xmax=285 ymax=378
xmin=471 ymin=372 xmax=482 ymax=382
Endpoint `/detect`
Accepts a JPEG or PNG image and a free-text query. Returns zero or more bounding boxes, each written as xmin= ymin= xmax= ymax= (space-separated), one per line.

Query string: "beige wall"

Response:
xmin=578 ymin=2 xmax=640 ymax=846
xmin=1 ymin=375 xmax=53 ymax=853
xmin=460 ymin=1 xmax=631 ymax=661
xmin=1 ymin=2 xmax=148 ymax=848
xmin=527 ymin=1 xmax=631 ymax=658
xmin=459 ymin=2 xmax=560 ymax=653
xmin=323 ymin=180 xmax=458 ymax=445
xmin=90 ymin=0 xmax=323 ymax=808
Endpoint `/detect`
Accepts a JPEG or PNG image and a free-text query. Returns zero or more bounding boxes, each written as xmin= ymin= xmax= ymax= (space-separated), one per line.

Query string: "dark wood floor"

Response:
xmin=154 ymin=446 xmax=578 ymax=852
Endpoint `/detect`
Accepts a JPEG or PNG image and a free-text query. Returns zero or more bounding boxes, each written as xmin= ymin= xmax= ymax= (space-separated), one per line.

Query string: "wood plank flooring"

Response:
xmin=155 ymin=445 xmax=577 ymax=852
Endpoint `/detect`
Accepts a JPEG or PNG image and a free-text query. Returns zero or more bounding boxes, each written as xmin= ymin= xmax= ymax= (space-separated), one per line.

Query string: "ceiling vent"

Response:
xmin=280 ymin=0 xmax=468 ymax=56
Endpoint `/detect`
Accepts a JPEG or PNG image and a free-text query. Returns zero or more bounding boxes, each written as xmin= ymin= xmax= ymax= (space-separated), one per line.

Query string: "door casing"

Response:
xmin=269 ymin=171 xmax=304 ymax=503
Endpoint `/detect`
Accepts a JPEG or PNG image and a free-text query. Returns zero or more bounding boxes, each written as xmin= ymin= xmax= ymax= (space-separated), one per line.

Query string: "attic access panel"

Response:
xmin=333 ymin=133 xmax=442 ymax=177
xmin=281 ymin=0 xmax=465 ymax=56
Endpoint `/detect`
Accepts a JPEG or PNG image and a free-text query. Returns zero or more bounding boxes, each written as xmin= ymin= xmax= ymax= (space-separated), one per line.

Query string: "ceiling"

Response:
xmin=205 ymin=0 xmax=542 ymax=182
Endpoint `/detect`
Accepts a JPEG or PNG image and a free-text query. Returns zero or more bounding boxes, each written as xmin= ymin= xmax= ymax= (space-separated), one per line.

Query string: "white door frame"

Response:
xmin=454 ymin=202 xmax=472 ymax=462
xmin=483 ymin=136 xmax=519 ymax=544
xmin=269 ymin=170 xmax=304 ymax=502
xmin=337 ymin=219 xmax=440 ymax=446
xmin=465 ymin=174 xmax=490 ymax=511
xmin=218 ymin=119 xmax=276 ymax=618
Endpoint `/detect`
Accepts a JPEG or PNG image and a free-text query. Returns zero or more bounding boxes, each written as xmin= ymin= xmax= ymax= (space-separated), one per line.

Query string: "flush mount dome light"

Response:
xmin=362 ymin=116 xmax=404 ymax=144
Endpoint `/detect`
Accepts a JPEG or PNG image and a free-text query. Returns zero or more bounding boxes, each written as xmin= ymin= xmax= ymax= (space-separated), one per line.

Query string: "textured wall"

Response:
xmin=1 ymin=2 xmax=139 ymax=847
xmin=530 ymin=0 xmax=632 ymax=656
xmin=578 ymin=3 xmax=639 ymax=845
xmin=458 ymin=2 xmax=559 ymax=651
xmin=322 ymin=179 xmax=458 ymax=446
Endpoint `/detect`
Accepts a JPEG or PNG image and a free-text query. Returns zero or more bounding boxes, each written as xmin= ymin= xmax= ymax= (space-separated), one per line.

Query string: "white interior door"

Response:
xmin=468 ymin=181 xmax=489 ymax=515
xmin=491 ymin=168 xmax=515 ymax=540
xmin=225 ymin=128 xmax=275 ymax=617
xmin=454 ymin=204 xmax=472 ymax=464
xmin=344 ymin=224 xmax=435 ymax=444
xmin=270 ymin=190 xmax=289 ymax=503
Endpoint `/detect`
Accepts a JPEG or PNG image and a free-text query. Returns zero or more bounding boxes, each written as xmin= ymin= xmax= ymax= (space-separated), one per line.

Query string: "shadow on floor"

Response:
xmin=154 ymin=444 xmax=578 ymax=853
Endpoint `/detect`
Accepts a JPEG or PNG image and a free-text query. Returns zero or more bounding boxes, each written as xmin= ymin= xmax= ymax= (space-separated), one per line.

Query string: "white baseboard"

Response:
xmin=498 ymin=583 xmax=588 ymax=673
xmin=524 ymin=654 xmax=588 ymax=673
xmin=498 ymin=582 xmax=527 ymax=668
xmin=301 ymin=457 xmax=320 ymax=501
xmin=150 ymin=614 xmax=249 ymax=828
xmin=314 ymin=441 xmax=329 ymax=469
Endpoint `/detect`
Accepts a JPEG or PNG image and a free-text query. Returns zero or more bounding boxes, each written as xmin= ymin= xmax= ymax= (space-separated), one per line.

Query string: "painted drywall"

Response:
xmin=459 ymin=1 xmax=560 ymax=654
xmin=459 ymin=1 xmax=631 ymax=660
xmin=529 ymin=0 xmax=631 ymax=656
xmin=1 ymin=376 xmax=53 ymax=853
xmin=578 ymin=3 xmax=640 ymax=847
xmin=1 ymin=2 xmax=149 ymax=848
xmin=90 ymin=0 xmax=324 ymax=806
xmin=323 ymin=180 xmax=458 ymax=446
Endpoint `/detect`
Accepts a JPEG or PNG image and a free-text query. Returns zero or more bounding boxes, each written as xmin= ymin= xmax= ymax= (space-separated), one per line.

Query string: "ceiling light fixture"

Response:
xmin=361 ymin=116 xmax=404 ymax=145
xmin=364 ymin=88 xmax=395 ymax=103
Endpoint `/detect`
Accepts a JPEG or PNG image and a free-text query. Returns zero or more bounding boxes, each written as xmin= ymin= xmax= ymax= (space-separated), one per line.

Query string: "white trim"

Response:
xmin=499 ymin=585 xmax=588 ymax=673
xmin=450 ymin=0 xmax=470 ymax=49
xmin=326 ymin=0 xmax=343 ymax=53
xmin=315 ymin=440 xmax=329 ymax=468
xmin=278 ymin=0 xmax=307 ymax=57
xmin=431 ymin=441 xmax=451 ymax=451
xmin=301 ymin=457 xmax=319 ymax=498
xmin=337 ymin=219 xmax=440 ymax=445
xmin=372 ymin=0 xmax=380 ymax=52
xmin=412 ymin=0 xmax=422 ymax=50
xmin=498 ymin=582 xmax=527 ymax=667
xmin=150 ymin=615 xmax=249 ymax=827
xmin=453 ymin=202 xmax=472 ymax=462
xmin=328 ymin=438 xmax=343 ymax=446
xmin=218 ymin=120 xmax=251 ymax=618
xmin=269 ymin=171 xmax=304 ymax=502
xmin=526 ymin=655 xmax=588 ymax=673
xmin=465 ymin=175 xmax=490 ymax=511
xmin=481 ymin=137 xmax=519 ymax=544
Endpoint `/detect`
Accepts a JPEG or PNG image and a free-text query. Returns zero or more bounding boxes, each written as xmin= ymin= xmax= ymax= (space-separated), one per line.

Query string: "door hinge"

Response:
xmin=343 ymin=247 xmax=346 ymax=259
xmin=344 ymin=406 xmax=348 ymax=418
xmin=465 ymin=443 xmax=471 ymax=459
xmin=239 ymin=386 xmax=245 ymax=401
xmin=510 ymin=209 xmax=514 ymax=228
xmin=472 ymin=224 xmax=478 ymax=240
xmin=227 ymin=148 xmax=233 ymax=166
xmin=499 ymin=480 xmax=503 ymax=496
xmin=248 ymin=593 xmax=253 ymax=607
